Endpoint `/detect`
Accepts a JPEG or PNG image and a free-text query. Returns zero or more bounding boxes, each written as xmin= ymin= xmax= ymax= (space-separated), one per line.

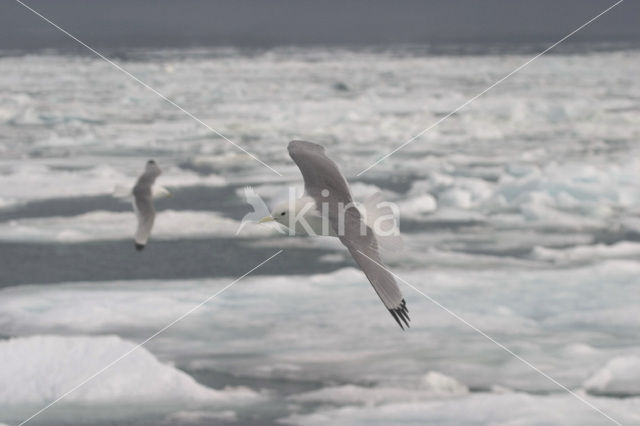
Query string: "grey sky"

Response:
xmin=1 ymin=0 xmax=638 ymax=50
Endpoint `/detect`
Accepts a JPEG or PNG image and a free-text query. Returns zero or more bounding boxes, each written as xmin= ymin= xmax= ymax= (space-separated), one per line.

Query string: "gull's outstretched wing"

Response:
xmin=237 ymin=186 xmax=273 ymax=234
xmin=288 ymin=140 xmax=353 ymax=208
xmin=132 ymin=160 xmax=161 ymax=251
xmin=244 ymin=186 xmax=271 ymax=220
xmin=288 ymin=140 xmax=410 ymax=329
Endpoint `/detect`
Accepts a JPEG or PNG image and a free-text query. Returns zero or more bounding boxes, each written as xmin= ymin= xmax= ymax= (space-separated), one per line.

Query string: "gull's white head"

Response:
xmin=260 ymin=200 xmax=293 ymax=227
xmin=145 ymin=159 xmax=162 ymax=177
xmin=259 ymin=197 xmax=316 ymax=229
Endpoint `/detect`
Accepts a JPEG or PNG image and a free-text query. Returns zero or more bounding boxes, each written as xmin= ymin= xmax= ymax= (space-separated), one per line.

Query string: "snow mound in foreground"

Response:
xmin=0 ymin=335 xmax=262 ymax=405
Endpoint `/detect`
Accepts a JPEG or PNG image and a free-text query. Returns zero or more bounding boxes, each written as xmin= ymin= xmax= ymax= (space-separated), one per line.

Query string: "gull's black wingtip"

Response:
xmin=135 ymin=243 xmax=145 ymax=251
xmin=389 ymin=299 xmax=410 ymax=330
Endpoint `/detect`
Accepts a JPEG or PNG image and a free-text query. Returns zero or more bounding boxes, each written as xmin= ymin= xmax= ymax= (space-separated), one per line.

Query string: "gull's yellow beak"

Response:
xmin=259 ymin=216 xmax=275 ymax=224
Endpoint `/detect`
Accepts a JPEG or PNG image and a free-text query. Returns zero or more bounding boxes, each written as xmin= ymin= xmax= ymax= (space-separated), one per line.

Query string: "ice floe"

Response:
xmin=0 ymin=210 xmax=275 ymax=242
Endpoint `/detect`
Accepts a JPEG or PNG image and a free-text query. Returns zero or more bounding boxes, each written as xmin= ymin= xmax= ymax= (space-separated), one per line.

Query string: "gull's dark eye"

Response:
xmin=281 ymin=212 xmax=286 ymax=216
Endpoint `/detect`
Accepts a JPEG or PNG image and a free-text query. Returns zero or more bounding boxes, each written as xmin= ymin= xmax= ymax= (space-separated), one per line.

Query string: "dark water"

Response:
xmin=0 ymin=185 xmax=246 ymax=222
xmin=0 ymin=238 xmax=351 ymax=287
xmin=2 ymin=0 xmax=639 ymax=51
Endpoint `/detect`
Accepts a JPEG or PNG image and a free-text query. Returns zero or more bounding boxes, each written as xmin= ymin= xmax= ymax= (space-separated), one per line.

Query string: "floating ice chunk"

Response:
xmin=0 ymin=164 xmax=126 ymax=204
xmin=163 ymin=410 xmax=237 ymax=424
xmin=398 ymin=194 xmax=437 ymax=218
xmin=407 ymin=175 xmax=454 ymax=196
xmin=234 ymin=182 xmax=300 ymax=203
xmin=584 ymin=356 xmax=640 ymax=396
xmin=0 ymin=210 xmax=275 ymax=243
xmin=419 ymin=207 xmax=485 ymax=223
xmin=0 ymin=163 xmax=225 ymax=206
xmin=290 ymin=371 xmax=467 ymax=405
xmin=420 ymin=371 xmax=468 ymax=395
xmin=0 ymin=197 xmax=16 ymax=209
xmin=439 ymin=188 xmax=472 ymax=208
xmin=532 ymin=242 xmax=640 ymax=263
xmin=318 ymin=253 xmax=346 ymax=263
xmin=562 ymin=343 xmax=599 ymax=358
xmin=348 ymin=182 xmax=387 ymax=200
xmin=407 ymin=174 xmax=493 ymax=210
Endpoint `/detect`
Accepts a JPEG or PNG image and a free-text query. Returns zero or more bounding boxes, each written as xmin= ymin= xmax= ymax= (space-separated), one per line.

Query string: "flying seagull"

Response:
xmin=261 ymin=140 xmax=410 ymax=329
xmin=128 ymin=160 xmax=168 ymax=251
